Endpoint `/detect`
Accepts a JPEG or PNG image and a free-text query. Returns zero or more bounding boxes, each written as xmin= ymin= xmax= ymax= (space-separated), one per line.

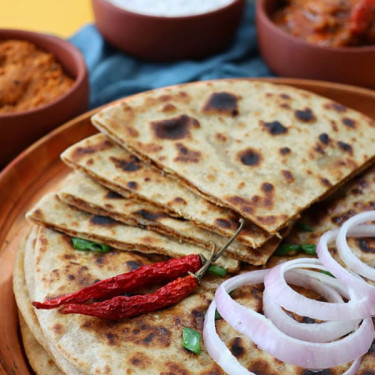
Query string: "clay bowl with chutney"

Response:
xmin=91 ymin=0 xmax=246 ymax=61
xmin=0 ymin=29 xmax=89 ymax=167
xmin=256 ymin=0 xmax=375 ymax=89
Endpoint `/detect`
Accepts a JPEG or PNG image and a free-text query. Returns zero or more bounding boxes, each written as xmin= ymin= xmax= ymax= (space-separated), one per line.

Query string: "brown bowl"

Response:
xmin=256 ymin=0 xmax=375 ymax=89
xmin=0 ymin=29 xmax=89 ymax=168
xmin=91 ymin=0 xmax=245 ymax=61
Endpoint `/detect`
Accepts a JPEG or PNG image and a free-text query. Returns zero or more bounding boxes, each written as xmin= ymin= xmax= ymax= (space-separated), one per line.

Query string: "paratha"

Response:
xmin=26 ymin=193 xmax=239 ymax=272
xmin=22 ymin=226 xmax=372 ymax=375
xmin=58 ymin=172 xmax=281 ymax=264
xmin=61 ymin=134 xmax=273 ymax=248
xmin=281 ymin=164 xmax=375 ymax=267
xmin=92 ymin=80 xmax=375 ymax=234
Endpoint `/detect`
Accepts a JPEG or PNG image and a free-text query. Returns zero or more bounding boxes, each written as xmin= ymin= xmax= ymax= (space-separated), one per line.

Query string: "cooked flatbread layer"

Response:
xmin=283 ymin=164 xmax=375 ymax=268
xmin=58 ymin=172 xmax=280 ymax=265
xmin=24 ymin=226 xmax=368 ymax=374
xmin=26 ymin=193 xmax=239 ymax=272
xmin=13 ymin=227 xmax=86 ymax=375
xmin=61 ymin=134 xmax=273 ymax=248
xmin=92 ymin=80 xmax=375 ymax=233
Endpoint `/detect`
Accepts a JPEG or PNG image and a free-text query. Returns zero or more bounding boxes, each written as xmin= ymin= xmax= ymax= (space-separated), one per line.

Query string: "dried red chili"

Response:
xmin=59 ymin=275 xmax=199 ymax=319
xmin=32 ymin=254 xmax=201 ymax=309
xmin=33 ymin=219 xmax=245 ymax=320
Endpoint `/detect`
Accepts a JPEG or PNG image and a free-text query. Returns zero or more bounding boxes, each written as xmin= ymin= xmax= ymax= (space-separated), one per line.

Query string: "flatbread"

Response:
xmin=58 ymin=172 xmax=281 ymax=265
xmin=282 ymin=164 xmax=375 ymax=267
xmin=61 ymin=134 xmax=273 ymax=248
xmin=25 ymin=226 xmax=369 ymax=375
xmin=13 ymin=226 xmax=85 ymax=375
xmin=26 ymin=193 xmax=239 ymax=272
xmin=92 ymin=80 xmax=375 ymax=233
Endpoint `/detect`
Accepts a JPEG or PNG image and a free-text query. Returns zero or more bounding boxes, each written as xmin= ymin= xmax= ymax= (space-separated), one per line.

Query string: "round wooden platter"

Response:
xmin=1 ymin=78 xmax=375 ymax=375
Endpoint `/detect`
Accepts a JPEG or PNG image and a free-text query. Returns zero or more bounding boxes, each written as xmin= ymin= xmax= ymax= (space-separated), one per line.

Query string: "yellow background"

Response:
xmin=0 ymin=0 xmax=94 ymax=38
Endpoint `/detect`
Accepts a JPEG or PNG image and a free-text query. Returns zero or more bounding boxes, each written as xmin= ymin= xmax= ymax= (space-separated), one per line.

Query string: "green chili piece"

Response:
xmin=320 ymin=270 xmax=335 ymax=278
xmin=300 ymin=244 xmax=316 ymax=255
xmin=215 ymin=309 xmax=222 ymax=320
xmin=208 ymin=265 xmax=227 ymax=277
xmin=72 ymin=238 xmax=110 ymax=253
xmin=182 ymin=327 xmax=201 ymax=354
xmin=274 ymin=243 xmax=300 ymax=256
xmin=296 ymin=222 xmax=314 ymax=232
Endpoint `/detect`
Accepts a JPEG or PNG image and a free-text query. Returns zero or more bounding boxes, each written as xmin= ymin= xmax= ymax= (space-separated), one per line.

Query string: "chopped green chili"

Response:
xmin=208 ymin=265 xmax=227 ymax=277
xmin=300 ymin=244 xmax=316 ymax=255
xmin=71 ymin=238 xmax=111 ymax=253
xmin=182 ymin=327 xmax=201 ymax=354
xmin=274 ymin=243 xmax=301 ymax=256
xmin=296 ymin=222 xmax=314 ymax=232
xmin=275 ymin=243 xmax=316 ymax=256
xmin=215 ymin=309 xmax=222 ymax=320
xmin=320 ymin=270 xmax=335 ymax=278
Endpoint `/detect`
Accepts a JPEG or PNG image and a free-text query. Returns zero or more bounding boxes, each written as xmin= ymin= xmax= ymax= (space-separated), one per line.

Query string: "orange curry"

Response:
xmin=273 ymin=0 xmax=375 ymax=46
xmin=0 ymin=40 xmax=74 ymax=114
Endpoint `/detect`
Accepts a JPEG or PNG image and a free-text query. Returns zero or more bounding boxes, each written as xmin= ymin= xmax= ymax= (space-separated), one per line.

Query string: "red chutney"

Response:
xmin=272 ymin=0 xmax=375 ymax=47
xmin=0 ymin=40 xmax=74 ymax=114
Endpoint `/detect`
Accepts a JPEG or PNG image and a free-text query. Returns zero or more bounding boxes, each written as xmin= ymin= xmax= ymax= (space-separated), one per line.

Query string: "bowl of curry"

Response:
xmin=256 ymin=0 xmax=375 ymax=89
xmin=0 ymin=29 xmax=89 ymax=168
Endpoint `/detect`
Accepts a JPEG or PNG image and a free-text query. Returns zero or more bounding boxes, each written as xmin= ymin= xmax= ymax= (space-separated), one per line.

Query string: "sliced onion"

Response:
xmin=317 ymin=229 xmax=375 ymax=312
xmin=214 ymin=270 xmax=373 ymax=370
xmin=264 ymin=258 xmax=371 ymax=320
xmin=263 ymin=269 xmax=360 ymax=342
xmin=336 ymin=211 xmax=375 ymax=280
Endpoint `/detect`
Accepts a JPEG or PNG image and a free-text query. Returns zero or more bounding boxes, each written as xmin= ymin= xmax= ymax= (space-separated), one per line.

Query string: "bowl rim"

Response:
xmin=93 ymin=0 xmax=245 ymax=21
xmin=0 ymin=28 xmax=88 ymax=119
xmin=257 ymin=0 xmax=375 ymax=53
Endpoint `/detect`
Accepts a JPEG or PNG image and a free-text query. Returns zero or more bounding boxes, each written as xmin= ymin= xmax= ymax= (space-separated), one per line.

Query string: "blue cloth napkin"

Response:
xmin=69 ymin=1 xmax=272 ymax=109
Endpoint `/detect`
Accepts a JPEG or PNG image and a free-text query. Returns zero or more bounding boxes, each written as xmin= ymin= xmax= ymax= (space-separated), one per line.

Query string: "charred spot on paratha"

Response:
xmin=110 ymin=155 xmax=142 ymax=172
xmin=215 ymin=132 xmax=228 ymax=142
xmin=72 ymin=139 xmax=112 ymax=159
xmin=202 ymin=92 xmax=239 ymax=116
xmin=280 ymin=93 xmax=291 ymax=100
xmin=342 ymin=117 xmax=356 ymax=128
xmin=105 ymin=190 xmax=123 ymax=199
xmin=355 ymin=238 xmax=375 ymax=253
xmin=127 ymin=181 xmax=138 ymax=190
xmin=319 ymin=133 xmax=330 ymax=145
xmin=151 ymin=115 xmax=200 ymax=140
xmin=125 ymin=260 xmax=143 ymax=270
xmin=215 ymin=218 xmax=232 ymax=229
xmin=174 ymin=143 xmax=201 ymax=163
xmin=280 ymin=147 xmax=291 ymax=155
xmin=320 ymin=178 xmax=332 ymax=188
xmin=261 ymin=182 xmax=274 ymax=193
xmin=90 ymin=215 xmax=117 ymax=226
xmin=294 ymin=108 xmax=316 ymax=122
xmin=262 ymin=121 xmax=288 ymax=135
xmin=301 ymin=369 xmax=333 ymax=375
xmin=324 ymin=101 xmax=347 ymax=112
xmin=133 ymin=209 xmax=167 ymax=222
xmin=281 ymin=170 xmax=294 ymax=183
xmin=161 ymin=103 xmax=177 ymax=113
xmin=226 ymin=196 xmax=254 ymax=214
xmin=173 ymin=197 xmax=187 ymax=205
xmin=238 ymin=148 xmax=262 ymax=167
xmin=129 ymin=352 xmax=152 ymax=368
xmin=337 ymin=141 xmax=353 ymax=154
xmin=229 ymin=337 xmax=245 ymax=358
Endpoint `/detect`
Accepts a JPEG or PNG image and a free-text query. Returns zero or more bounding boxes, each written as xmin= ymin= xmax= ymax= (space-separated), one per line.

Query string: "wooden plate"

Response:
xmin=1 ymin=78 xmax=375 ymax=375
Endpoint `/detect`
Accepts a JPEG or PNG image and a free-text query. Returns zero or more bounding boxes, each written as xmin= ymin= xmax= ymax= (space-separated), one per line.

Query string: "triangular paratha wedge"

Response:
xmin=26 ymin=193 xmax=239 ymax=272
xmin=57 ymin=172 xmax=281 ymax=265
xmin=92 ymin=80 xmax=375 ymax=233
xmin=61 ymin=134 xmax=274 ymax=248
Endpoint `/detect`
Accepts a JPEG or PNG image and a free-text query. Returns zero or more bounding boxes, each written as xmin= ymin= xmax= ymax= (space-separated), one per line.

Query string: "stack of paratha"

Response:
xmin=14 ymin=80 xmax=375 ymax=374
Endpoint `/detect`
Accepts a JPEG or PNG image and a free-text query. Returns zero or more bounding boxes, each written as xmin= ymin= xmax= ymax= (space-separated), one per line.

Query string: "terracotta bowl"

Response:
xmin=0 ymin=29 xmax=89 ymax=168
xmin=256 ymin=0 xmax=375 ymax=89
xmin=91 ymin=0 xmax=245 ymax=61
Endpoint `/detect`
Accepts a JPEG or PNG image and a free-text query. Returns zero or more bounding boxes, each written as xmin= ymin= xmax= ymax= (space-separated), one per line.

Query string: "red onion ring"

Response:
xmin=336 ymin=211 xmax=375 ymax=281
xmin=214 ymin=269 xmax=373 ymax=369
xmin=264 ymin=258 xmax=371 ymax=320
xmin=263 ymin=269 xmax=360 ymax=342
xmin=317 ymin=229 xmax=375 ymax=312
